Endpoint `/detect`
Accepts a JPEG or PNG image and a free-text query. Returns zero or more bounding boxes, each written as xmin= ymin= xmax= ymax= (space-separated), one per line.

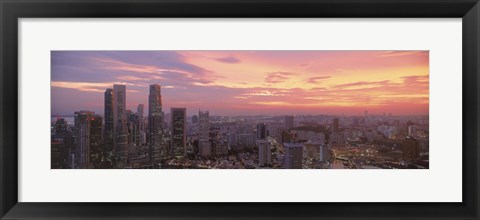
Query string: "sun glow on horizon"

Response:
xmin=51 ymin=50 xmax=429 ymax=116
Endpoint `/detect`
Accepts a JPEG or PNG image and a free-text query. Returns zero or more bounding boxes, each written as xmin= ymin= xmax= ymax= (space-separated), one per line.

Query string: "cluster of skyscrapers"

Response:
xmin=53 ymin=84 xmax=190 ymax=168
xmin=51 ymin=84 xmax=429 ymax=169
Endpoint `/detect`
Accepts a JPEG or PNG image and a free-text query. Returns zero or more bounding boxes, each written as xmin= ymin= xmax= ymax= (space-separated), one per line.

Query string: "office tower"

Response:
xmin=402 ymin=136 xmax=419 ymax=161
xmin=333 ymin=118 xmax=339 ymax=132
xmin=408 ymin=125 xmax=417 ymax=137
xmin=137 ymin=104 xmax=146 ymax=144
xmin=258 ymin=140 xmax=272 ymax=167
xmin=126 ymin=110 xmax=134 ymax=144
xmin=74 ymin=111 xmax=94 ymax=169
xmin=192 ymin=115 xmax=198 ymax=124
xmin=51 ymin=139 xmax=63 ymax=168
xmin=54 ymin=118 xmax=68 ymax=134
xmin=284 ymin=143 xmax=303 ymax=169
xmin=137 ymin=104 xmax=144 ymax=122
xmin=113 ymin=84 xmax=128 ymax=166
xmin=198 ymin=110 xmax=211 ymax=157
xmin=148 ymin=84 xmax=164 ymax=162
xmin=285 ymin=115 xmax=294 ymax=130
xmin=256 ymin=122 xmax=267 ymax=140
xmin=89 ymin=114 xmax=103 ymax=168
xmin=171 ymin=108 xmax=187 ymax=157
xmin=104 ymin=88 xmax=114 ymax=154
xmin=319 ymin=144 xmax=330 ymax=162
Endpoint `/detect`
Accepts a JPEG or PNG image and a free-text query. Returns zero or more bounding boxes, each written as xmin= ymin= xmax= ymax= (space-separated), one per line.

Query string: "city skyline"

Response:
xmin=51 ymin=51 xmax=429 ymax=169
xmin=51 ymin=51 xmax=429 ymax=116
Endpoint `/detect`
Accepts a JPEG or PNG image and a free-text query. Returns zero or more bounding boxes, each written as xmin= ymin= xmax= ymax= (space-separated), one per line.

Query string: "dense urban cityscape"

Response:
xmin=51 ymin=83 xmax=429 ymax=169
xmin=51 ymin=50 xmax=429 ymax=169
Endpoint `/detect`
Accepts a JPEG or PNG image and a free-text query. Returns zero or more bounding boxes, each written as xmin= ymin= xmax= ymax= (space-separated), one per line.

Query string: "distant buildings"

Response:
xmin=332 ymin=118 xmax=339 ymax=132
xmin=55 ymin=81 xmax=429 ymax=169
xmin=171 ymin=108 xmax=187 ymax=157
xmin=291 ymin=130 xmax=325 ymax=143
xmin=284 ymin=115 xmax=294 ymax=130
xmin=192 ymin=115 xmax=198 ymax=124
xmin=402 ymin=136 xmax=419 ymax=161
xmin=237 ymin=133 xmax=255 ymax=149
xmin=303 ymin=141 xmax=321 ymax=158
xmin=284 ymin=143 xmax=303 ymax=169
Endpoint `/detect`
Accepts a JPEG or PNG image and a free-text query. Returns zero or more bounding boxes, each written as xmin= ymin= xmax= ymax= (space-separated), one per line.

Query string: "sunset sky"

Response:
xmin=51 ymin=51 xmax=429 ymax=116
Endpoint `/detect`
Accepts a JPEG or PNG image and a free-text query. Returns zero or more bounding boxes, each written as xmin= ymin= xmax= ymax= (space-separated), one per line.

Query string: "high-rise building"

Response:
xmin=285 ymin=115 xmax=294 ymax=130
xmin=104 ymin=88 xmax=114 ymax=155
xmin=408 ymin=125 xmax=417 ymax=137
xmin=258 ymin=140 xmax=272 ymax=167
xmin=54 ymin=118 xmax=68 ymax=134
xmin=89 ymin=114 xmax=103 ymax=168
xmin=333 ymin=118 xmax=339 ymax=132
xmin=171 ymin=108 xmax=187 ymax=157
xmin=402 ymin=136 xmax=419 ymax=161
xmin=192 ymin=115 xmax=198 ymax=124
xmin=113 ymin=84 xmax=128 ymax=166
xmin=284 ymin=143 xmax=303 ymax=169
xmin=137 ymin=104 xmax=146 ymax=144
xmin=198 ymin=110 xmax=211 ymax=157
xmin=51 ymin=139 xmax=63 ymax=168
xmin=256 ymin=122 xmax=268 ymax=140
xmin=319 ymin=144 xmax=330 ymax=162
xmin=148 ymin=84 xmax=164 ymax=162
xmin=74 ymin=111 xmax=94 ymax=169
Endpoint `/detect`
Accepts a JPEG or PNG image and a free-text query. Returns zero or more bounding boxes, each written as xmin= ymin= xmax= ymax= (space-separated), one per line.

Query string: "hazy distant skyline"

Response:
xmin=51 ymin=50 xmax=429 ymax=116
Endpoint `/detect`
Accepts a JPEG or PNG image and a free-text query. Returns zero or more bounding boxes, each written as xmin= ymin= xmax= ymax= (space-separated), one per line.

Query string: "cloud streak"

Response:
xmin=51 ymin=51 xmax=429 ymax=116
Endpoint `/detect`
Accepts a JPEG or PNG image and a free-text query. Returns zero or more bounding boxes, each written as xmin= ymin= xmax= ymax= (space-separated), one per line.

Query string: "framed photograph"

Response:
xmin=1 ymin=0 xmax=479 ymax=219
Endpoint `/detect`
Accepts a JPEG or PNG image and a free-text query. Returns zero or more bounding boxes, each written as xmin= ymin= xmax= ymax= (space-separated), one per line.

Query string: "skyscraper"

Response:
xmin=285 ymin=115 xmax=294 ymax=130
xmin=198 ymin=110 xmax=211 ymax=157
xmin=171 ymin=108 xmax=187 ymax=157
xmin=148 ymin=84 xmax=164 ymax=162
xmin=192 ymin=115 xmax=198 ymax=124
xmin=89 ymin=114 xmax=103 ymax=168
xmin=332 ymin=118 xmax=339 ymax=133
xmin=256 ymin=122 xmax=268 ymax=140
xmin=113 ymin=84 xmax=128 ymax=166
xmin=74 ymin=111 xmax=94 ymax=169
xmin=137 ymin=104 xmax=145 ymax=144
xmin=256 ymin=122 xmax=270 ymax=167
xmin=258 ymin=140 xmax=272 ymax=167
xmin=104 ymin=88 xmax=114 ymax=155
xmin=284 ymin=143 xmax=303 ymax=169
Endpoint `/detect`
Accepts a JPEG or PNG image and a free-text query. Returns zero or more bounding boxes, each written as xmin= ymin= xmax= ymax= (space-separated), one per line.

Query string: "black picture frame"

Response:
xmin=1 ymin=0 xmax=479 ymax=219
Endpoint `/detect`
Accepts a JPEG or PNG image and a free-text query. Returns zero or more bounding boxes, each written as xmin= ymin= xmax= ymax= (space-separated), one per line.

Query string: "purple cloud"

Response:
xmin=215 ymin=56 xmax=241 ymax=64
xmin=265 ymin=72 xmax=298 ymax=83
